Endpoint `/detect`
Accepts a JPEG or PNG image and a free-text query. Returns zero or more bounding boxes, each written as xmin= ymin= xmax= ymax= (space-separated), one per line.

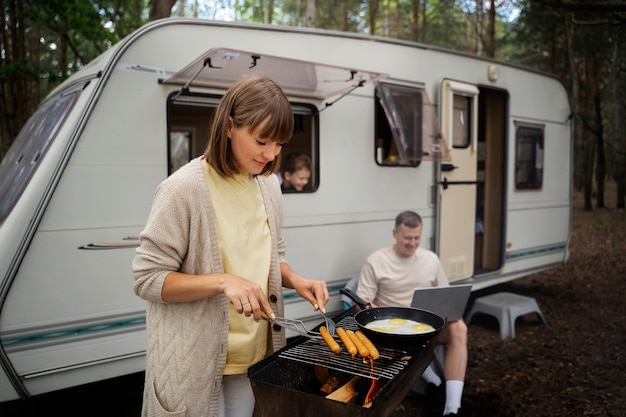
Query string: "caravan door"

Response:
xmin=438 ymin=80 xmax=479 ymax=282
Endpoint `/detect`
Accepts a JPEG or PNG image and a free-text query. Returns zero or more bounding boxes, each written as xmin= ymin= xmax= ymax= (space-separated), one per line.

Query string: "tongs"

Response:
xmin=319 ymin=309 xmax=336 ymax=334
xmin=263 ymin=314 xmax=322 ymax=339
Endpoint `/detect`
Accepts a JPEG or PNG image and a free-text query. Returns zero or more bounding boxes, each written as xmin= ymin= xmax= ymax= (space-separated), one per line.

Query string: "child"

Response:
xmin=281 ymin=152 xmax=312 ymax=192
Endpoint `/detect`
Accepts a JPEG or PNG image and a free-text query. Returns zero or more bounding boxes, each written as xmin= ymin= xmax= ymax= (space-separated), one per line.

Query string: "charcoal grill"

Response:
xmin=248 ymin=306 xmax=437 ymax=417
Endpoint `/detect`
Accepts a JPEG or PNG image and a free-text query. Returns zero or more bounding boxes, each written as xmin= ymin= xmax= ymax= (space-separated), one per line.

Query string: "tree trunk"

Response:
xmin=581 ymin=53 xmax=595 ymax=211
xmin=610 ymin=32 xmax=625 ymax=208
xmin=595 ymin=98 xmax=605 ymax=209
xmin=411 ymin=0 xmax=420 ymax=42
xmin=582 ymin=127 xmax=596 ymax=211
xmin=0 ymin=1 xmax=9 ymax=158
xmin=304 ymin=0 xmax=315 ymax=27
xmin=581 ymin=55 xmax=596 ymax=211
xmin=593 ymin=53 xmax=605 ymax=208
xmin=565 ymin=18 xmax=586 ymax=206
xmin=267 ymin=0 xmax=274 ymax=24
xmin=149 ymin=0 xmax=176 ymax=21
xmin=0 ymin=0 xmax=30 ymax=160
xmin=487 ymin=0 xmax=495 ymax=57
xmin=394 ymin=1 xmax=400 ymax=38
xmin=32 ymin=18 xmax=40 ymax=115
xmin=60 ymin=20 xmax=68 ymax=77
xmin=368 ymin=0 xmax=379 ymax=35
xmin=382 ymin=0 xmax=389 ymax=37
xmin=421 ymin=0 xmax=426 ymax=42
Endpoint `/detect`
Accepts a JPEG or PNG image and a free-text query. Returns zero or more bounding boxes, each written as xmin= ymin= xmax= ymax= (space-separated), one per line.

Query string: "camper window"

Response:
xmin=167 ymin=93 xmax=318 ymax=192
xmin=170 ymin=131 xmax=192 ymax=173
xmin=168 ymin=93 xmax=219 ymax=174
xmin=514 ymin=124 xmax=544 ymax=189
xmin=278 ymin=109 xmax=318 ymax=193
xmin=374 ymin=80 xmax=448 ymax=166
xmin=451 ymin=94 xmax=472 ymax=148
xmin=0 ymin=87 xmax=83 ymax=226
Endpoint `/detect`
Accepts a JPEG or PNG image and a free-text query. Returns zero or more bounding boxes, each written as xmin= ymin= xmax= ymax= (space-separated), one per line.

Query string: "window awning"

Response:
xmin=161 ymin=48 xmax=387 ymax=100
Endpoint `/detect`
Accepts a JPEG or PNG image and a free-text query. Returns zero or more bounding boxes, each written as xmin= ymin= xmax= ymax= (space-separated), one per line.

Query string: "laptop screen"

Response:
xmin=410 ymin=284 xmax=472 ymax=321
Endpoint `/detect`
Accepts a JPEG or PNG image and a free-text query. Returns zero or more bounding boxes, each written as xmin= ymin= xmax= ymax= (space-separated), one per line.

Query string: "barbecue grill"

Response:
xmin=248 ymin=306 xmax=437 ymax=417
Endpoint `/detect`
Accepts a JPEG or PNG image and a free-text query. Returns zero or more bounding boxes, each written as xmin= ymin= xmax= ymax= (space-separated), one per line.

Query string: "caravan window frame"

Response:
xmin=374 ymin=80 xmax=448 ymax=166
xmin=451 ymin=94 xmax=473 ymax=149
xmin=514 ymin=122 xmax=544 ymax=190
xmin=167 ymin=92 xmax=319 ymax=192
xmin=0 ymin=85 xmax=84 ymax=226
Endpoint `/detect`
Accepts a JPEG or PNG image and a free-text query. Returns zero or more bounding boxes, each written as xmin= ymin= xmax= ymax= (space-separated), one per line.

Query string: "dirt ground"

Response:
xmin=1 ymin=189 xmax=624 ymax=417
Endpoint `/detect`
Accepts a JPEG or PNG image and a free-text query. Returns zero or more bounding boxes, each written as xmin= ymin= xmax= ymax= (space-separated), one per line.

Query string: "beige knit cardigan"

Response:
xmin=133 ymin=158 xmax=287 ymax=417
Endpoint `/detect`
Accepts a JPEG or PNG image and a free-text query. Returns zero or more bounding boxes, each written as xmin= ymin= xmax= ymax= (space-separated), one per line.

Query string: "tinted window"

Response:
xmin=451 ymin=94 xmax=472 ymax=148
xmin=168 ymin=93 xmax=318 ymax=192
xmin=515 ymin=124 xmax=544 ymax=189
xmin=0 ymin=86 xmax=83 ymax=226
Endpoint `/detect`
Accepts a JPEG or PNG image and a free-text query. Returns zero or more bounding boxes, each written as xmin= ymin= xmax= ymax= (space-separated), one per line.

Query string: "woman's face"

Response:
xmin=229 ymin=117 xmax=283 ymax=175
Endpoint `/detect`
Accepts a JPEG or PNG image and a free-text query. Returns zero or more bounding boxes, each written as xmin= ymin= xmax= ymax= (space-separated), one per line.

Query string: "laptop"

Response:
xmin=410 ymin=284 xmax=472 ymax=322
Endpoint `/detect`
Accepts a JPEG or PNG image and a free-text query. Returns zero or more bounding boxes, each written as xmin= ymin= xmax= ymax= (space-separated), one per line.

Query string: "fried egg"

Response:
xmin=364 ymin=318 xmax=435 ymax=335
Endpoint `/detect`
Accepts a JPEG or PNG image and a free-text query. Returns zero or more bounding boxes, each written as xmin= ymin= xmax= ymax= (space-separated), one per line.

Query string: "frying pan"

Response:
xmin=340 ymin=288 xmax=446 ymax=351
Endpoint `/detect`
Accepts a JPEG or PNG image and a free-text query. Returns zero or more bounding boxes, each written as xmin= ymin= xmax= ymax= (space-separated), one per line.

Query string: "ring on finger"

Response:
xmin=242 ymin=301 xmax=250 ymax=306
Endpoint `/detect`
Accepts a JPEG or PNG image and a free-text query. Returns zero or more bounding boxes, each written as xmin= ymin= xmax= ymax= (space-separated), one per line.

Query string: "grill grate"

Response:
xmin=278 ymin=316 xmax=411 ymax=380
xmin=249 ymin=306 xmax=437 ymax=417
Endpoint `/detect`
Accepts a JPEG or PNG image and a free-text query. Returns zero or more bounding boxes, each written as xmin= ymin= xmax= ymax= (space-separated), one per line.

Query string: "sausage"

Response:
xmin=337 ymin=327 xmax=357 ymax=357
xmin=320 ymin=326 xmax=341 ymax=354
xmin=347 ymin=330 xmax=370 ymax=358
xmin=355 ymin=330 xmax=380 ymax=360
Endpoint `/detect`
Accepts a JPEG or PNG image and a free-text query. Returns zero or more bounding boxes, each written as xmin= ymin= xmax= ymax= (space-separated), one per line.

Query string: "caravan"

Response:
xmin=0 ymin=19 xmax=571 ymax=401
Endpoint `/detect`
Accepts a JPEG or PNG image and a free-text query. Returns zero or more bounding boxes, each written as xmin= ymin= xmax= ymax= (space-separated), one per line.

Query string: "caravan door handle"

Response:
xmin=440 ymin=178 xmax=480 ymax=190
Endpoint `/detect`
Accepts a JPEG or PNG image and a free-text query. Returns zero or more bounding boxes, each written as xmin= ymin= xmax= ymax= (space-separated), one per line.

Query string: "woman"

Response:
xmin=133 ymin=75 xmax=329 ymax=417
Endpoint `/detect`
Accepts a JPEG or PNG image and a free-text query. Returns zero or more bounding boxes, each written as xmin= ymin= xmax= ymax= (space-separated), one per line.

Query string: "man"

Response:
xmin=357 ymin=210 xmax=467 ymax=416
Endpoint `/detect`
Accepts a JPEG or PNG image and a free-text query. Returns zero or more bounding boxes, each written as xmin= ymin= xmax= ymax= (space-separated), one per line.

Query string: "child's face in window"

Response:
xmin=284 ymin=168 xmax=311 ymax=191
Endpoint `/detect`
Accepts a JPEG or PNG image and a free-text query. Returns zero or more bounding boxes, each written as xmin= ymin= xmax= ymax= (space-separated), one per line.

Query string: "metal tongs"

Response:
xmin=263 ymin=314 xmax=322 ymax=339
xmin=319 ymin=309 xmax=336 ymax=334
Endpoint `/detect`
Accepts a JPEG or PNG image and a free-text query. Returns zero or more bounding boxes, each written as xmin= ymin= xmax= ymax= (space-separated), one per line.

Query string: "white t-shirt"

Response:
xmin=357 ymin=246 xmax=449 ymax=307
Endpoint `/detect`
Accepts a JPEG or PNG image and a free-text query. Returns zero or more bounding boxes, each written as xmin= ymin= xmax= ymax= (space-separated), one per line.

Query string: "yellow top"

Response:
xmin=203 ymin=160 xmax=270 ymax=374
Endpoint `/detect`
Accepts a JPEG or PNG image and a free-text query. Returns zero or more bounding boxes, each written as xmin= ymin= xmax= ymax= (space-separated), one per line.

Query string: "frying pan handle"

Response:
xmin=339 ymin=288 xmax=371 ymax=309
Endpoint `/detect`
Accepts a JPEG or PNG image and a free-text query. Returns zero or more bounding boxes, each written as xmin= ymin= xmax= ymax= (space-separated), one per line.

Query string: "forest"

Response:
xmin=1 ymin=0 xmax=625 ymax=209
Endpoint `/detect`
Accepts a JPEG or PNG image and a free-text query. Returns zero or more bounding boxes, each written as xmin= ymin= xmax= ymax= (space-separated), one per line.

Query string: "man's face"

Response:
xmin=392 ymin=223 xmax=422 ymax=257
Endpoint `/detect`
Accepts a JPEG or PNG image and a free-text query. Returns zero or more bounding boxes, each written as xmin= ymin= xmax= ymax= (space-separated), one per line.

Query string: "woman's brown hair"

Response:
xmin=202 ymin=75 xmax=294 ymax=177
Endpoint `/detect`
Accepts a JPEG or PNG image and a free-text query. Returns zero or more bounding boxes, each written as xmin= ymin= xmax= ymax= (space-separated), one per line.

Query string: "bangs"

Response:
xmin=258 ymin=106 xmax=294 ymax=144
xmin=234 ymin=91 xmax=294 ymax=144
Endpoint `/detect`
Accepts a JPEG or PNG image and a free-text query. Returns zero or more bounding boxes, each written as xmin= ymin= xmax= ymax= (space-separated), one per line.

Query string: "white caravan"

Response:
xmin=0 ymin=19 xmax=571 ymax=401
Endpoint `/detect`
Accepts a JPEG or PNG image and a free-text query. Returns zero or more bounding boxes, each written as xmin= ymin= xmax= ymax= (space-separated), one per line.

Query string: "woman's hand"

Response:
xmin=161 ymin=271 xmax=274 ymax=321
xmin=296 ymin=278 xmax=330 ymax=313
xmin=221 ymin=274 xmax=275 ymax=321
xmin=280 ymin=263 xmax=329 ymax=312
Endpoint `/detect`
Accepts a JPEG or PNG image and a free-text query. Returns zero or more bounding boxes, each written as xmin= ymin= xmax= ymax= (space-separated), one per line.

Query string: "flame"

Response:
xmin=364 ymin=358 xmax=383 ymax=405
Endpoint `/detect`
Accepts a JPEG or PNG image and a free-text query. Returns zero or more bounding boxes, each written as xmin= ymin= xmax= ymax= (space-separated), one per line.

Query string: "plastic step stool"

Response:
xmin=465 ymin=292 xmax=547 ymax=339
